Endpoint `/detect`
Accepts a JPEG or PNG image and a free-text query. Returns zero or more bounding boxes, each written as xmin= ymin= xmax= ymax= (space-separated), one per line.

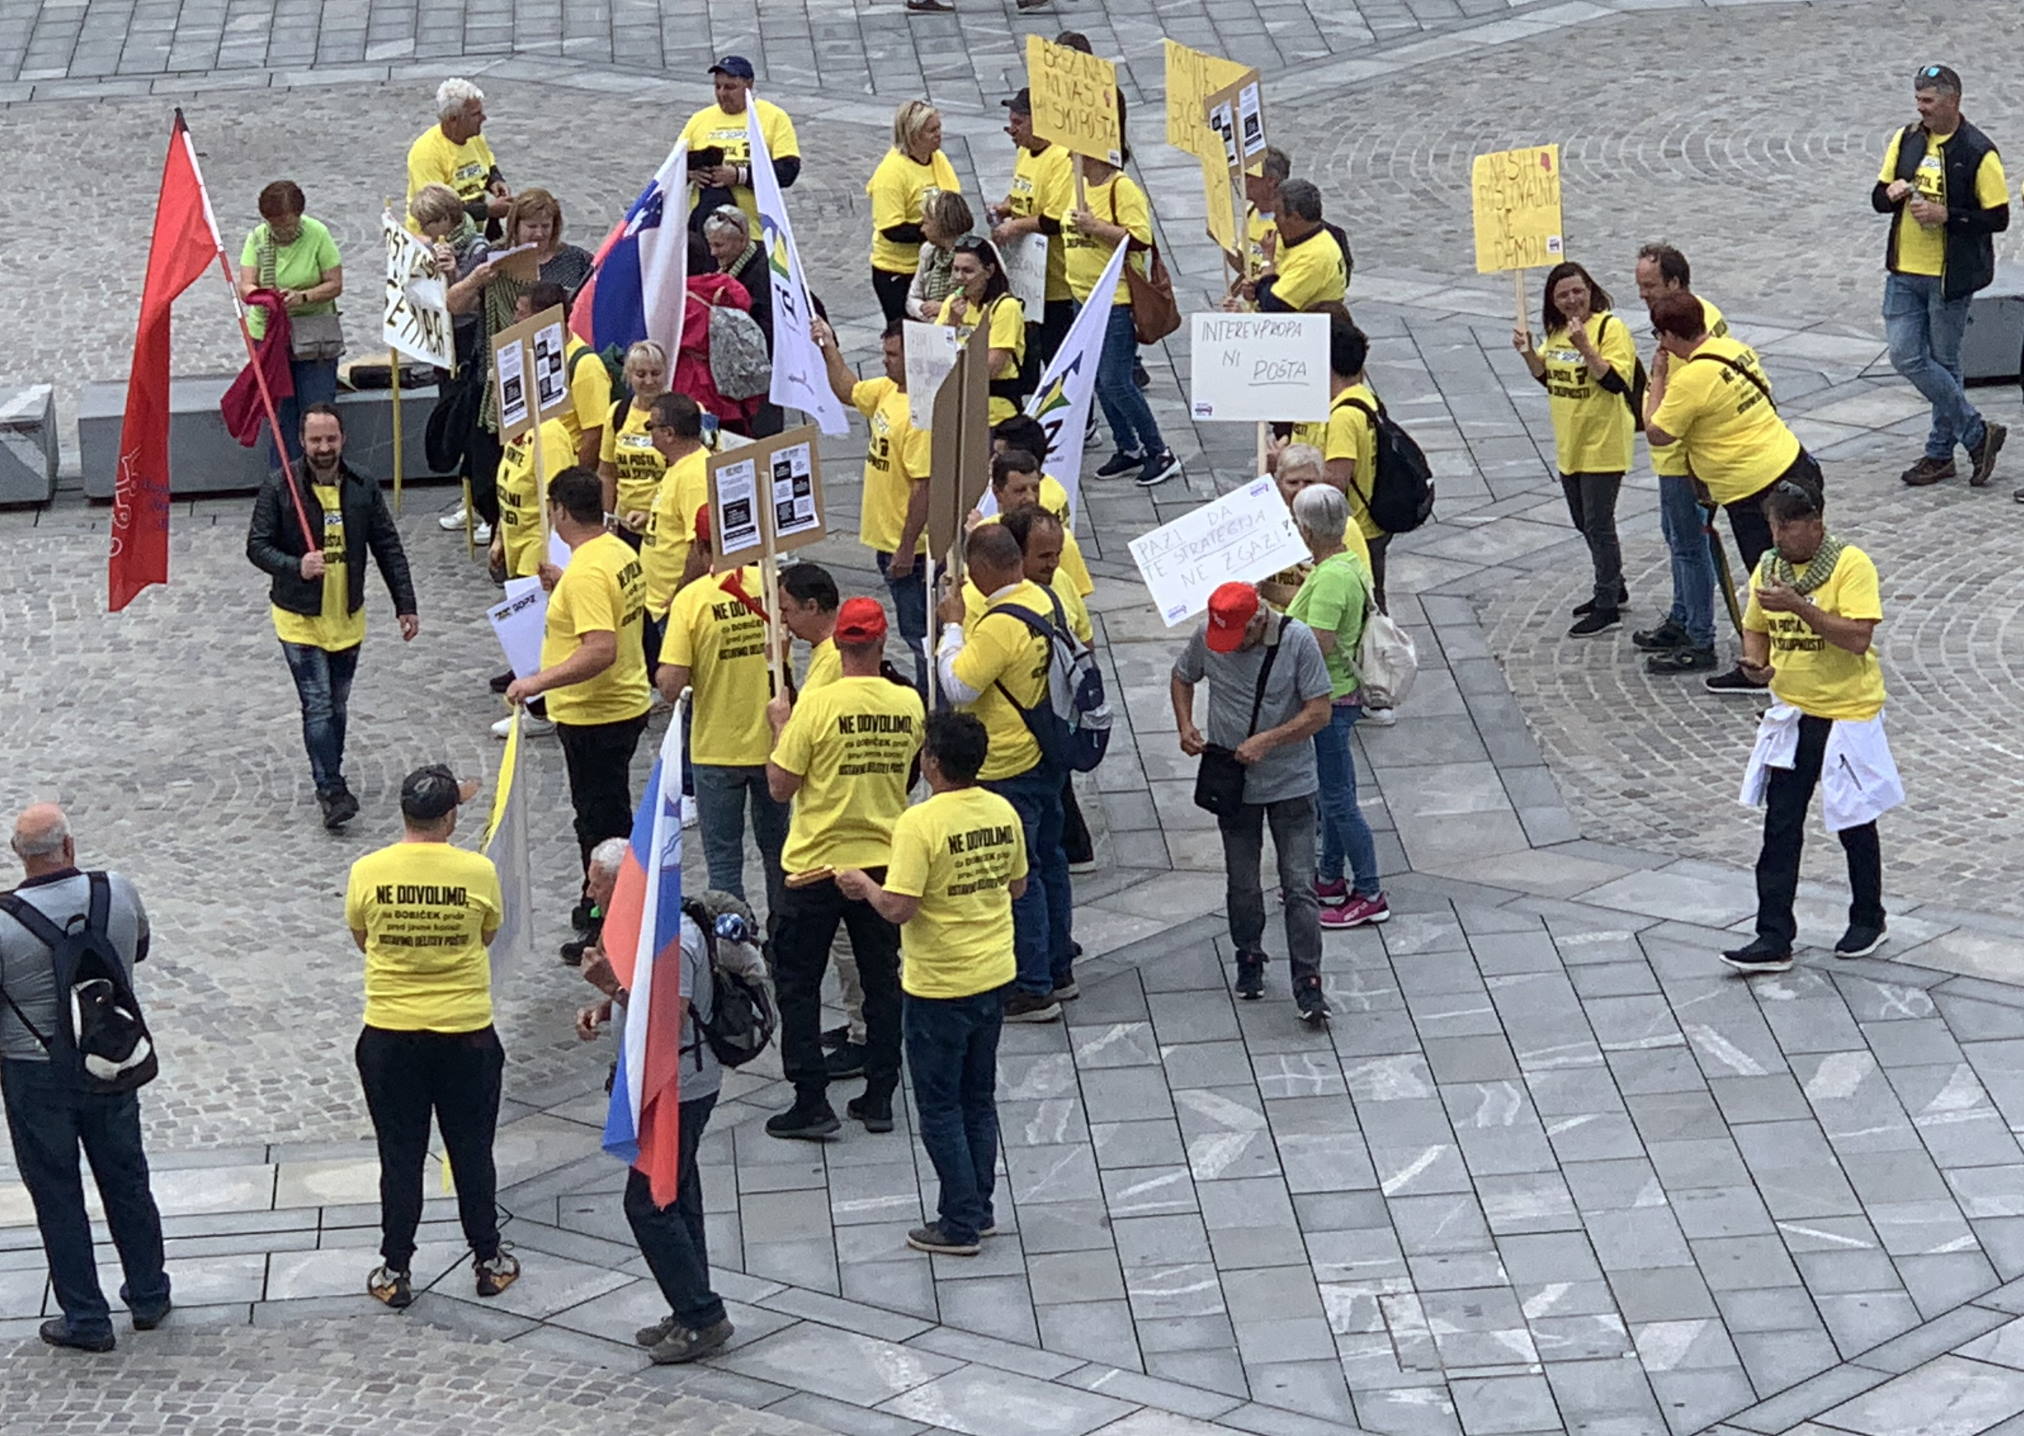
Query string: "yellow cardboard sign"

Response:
xmin=1164 ymin=38 xmax=1251 ymax=160
xmin=1026 ymin=35 xmax=1121 ymax=167
xmin=1201 ymin=153 xmax=1238 ymax=257
xmin=1471 ymin=145 xmax=1565 ymax=274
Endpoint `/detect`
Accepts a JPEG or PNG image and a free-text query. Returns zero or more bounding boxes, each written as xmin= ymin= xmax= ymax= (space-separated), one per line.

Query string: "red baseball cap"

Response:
xmin=693 ymin=503 xmax=712 ymax=543
xmin=1205 ymin=582 xmax=1260 ymax=653
xmin=834 ymin=596 xmax=888 ymax=644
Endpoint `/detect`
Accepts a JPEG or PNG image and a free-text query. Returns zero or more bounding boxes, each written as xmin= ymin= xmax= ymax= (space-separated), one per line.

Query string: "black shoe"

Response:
xmin=648 ymin=1317 xmax=735 ymax=1365
xmin=569 ymin=899 xmax=595 ymax=931
xmin=1051 ymin=980 xmax=1080 ymax=1002
xmin=907 ymin=1223 xmax=980 ymax=1255
xmin=1136 ymin=449 xmax=1182 ymax=487
xmin=1834 ymin=924 xmax=1888 ymax=959
xmin=1632 ymin=618 xmax=1690 ymax=652
xmin=1576 ymin=585 xmax=1630 ymax=616
xmin=1720 ymin=939 xmax=1794 ymax=974
xmin=1970 ymin=421 xmax=2008 ymax=487
xmin=559 ymin=929 xmax=594 ymax=966
xmin=1902 ymin=455 xmax=1955 ymax=486
xmin=1704 ymin=665 xmax=1767 ymax=695
xmin=1004 ymin=991 xmax=1063 ymax=1023
xmin=1567 ymin=609 xmax=1620 ymax=638
xmin=819 ymin=1023 xmax=852 ymax=1050
xmin=765 ymin=1100 xmax=841 ymax=1140
xmin=1295 ymin=977 xmax=1330 ymax=1026
xmin=130 ymin=1299 xmax=172 ymax=1332
xmin=904 ymin=0 xmax=955 ymax=11
xmin=489 ymin=669 xmax=515 ymax=694
xmin=1235 ymin=950 xmax=1266 ymax=1000
xmin=1646 ymin=645 xmax=1718 ymax=675
xmin=39 ymin=1318 xmax=114 ymax=1352
xmin=323 ymin=785 xmax=359 ymax=830
xmin=826 ymin=1041 xmax=868 ymax=1079
xmin=846 ymin=1096 xmax=894 ymax=1133
xmin=368 ymin=1264 xmax=413 ymax=1309
xmin=1095 ymin=448 xmax=1146 ymax=479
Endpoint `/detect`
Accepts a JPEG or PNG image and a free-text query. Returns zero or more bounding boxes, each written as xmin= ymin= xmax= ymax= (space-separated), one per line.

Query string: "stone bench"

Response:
xmin=0 ymin=386 xmax=58 ymax=505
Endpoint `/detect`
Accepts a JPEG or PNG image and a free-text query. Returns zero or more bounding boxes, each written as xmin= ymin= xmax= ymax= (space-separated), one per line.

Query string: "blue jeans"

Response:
xmin=690 ymin=763 xmax=788 ymax=921
xmin=904 ymin=988 xmax=1004 ymax=1244
xmin=280 ymin=640 xmax=360 ymax=795
xmin=1094 ymin=303 xmax=1164 ymax=457
xmin=876 ymin=549 xmax=929 ymax=691
xmin=1314 ymin=703 xmax=1380 ymax=897
xmin=984 ymin=763 xmax=1074 ymax=996
xmin=624 ymin=1093 xmax=725 ymax=1330
xmin=2 ymin=1058 xmax=170 ymax=1341
xmin=1658 ymin=475 xmax=1717 ymax=649
xmin=1883 ymin=271 xmax=1984 ymax=460
xmin=275 ymin=357 xmax=340 ymax=469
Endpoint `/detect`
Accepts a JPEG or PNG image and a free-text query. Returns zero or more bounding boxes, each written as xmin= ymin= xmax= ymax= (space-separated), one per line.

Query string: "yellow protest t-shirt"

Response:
xmin=1244 ymin=204 xmax=1277 ymax=274
xmin=541 ymin=531 xmax=650 ymax=725
xmin=641 ymin=446 xmax=709 ymax=620
xmin=405 ymin=126 xmax=496 ymax=224
xmin=1650 ymin=337 xmax=1800 ymax=506
xmin=1743 ymin=545 xmax=1886 ymax=721
xmin=951 ymin=579 xmax=1052 ymax=781
xmin=1030 ymin=473 xmax=1093 ymax=595
xmin=497 ymin=419 xmax=576 ymax=578
xmin=853 ymin=378 xmax=931 ymax=554
xmin=772 ymin=675 xmax=924 ymax=873
xmin=1536 ymin=312 xmax=1639 ymax=476
xmin=1271 ymin=226 xmax=1348 ymax=312
xmin=1649 ymin=298 xmax=1729 ymax=479
xmin=345 ymin=841 xmax=501 ymax=1031
xmin=665 ymin=567 xmax=772 ymax=766
xmin=938 ymin=292 xmax=1028 ymax=424
xmin=1294 ymin=385 xmax=1385 ymax=544
xmin=885 ymin=785 xmax=1027 ymax=999
xmin=272 ymin=483 xmax=366 ymax=652
xmin=1879 ymin=127 xmax=2010 ymax=279
xmin=601 ymin=400 xmax=670 ymax=524
xmin=678 ymin=98 xmax=800 ymax=229
xmin=965 ymin=511 xmax=1093 ymax=618
xmin=868 ymin=148 xmax=961 ymax=274
xmin=802 ymin=637 xmax=841 ymax=692
xmin=560 ymin=340 xmax=612 ymax=447
xmin=1064 ymin=173 xmax=1151 ymax=306
xmin=1009 ymin=143 xmax=1074 ymax=302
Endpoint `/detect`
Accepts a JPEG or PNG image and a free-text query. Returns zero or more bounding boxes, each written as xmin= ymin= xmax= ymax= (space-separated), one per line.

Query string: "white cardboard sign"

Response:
xmin=1188 ymin=312 xmax=1330 ymax=423
xmin=1000 ymin=233 xmax=1048 ymax=315
xmin=1129 ymin=475 xmax=1311 ymax=627
xmin=487 ymin=576 xmax=548 ymax=680
xmin=904 ymin=320 xmax=962 ymax=431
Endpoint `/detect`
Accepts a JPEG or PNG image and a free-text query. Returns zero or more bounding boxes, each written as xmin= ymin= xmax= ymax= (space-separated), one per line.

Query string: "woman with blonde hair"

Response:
xmin=867 ymin=100 xmax=960 ymax=322
xmin=598 ymin=341 xmax=673 ymax=546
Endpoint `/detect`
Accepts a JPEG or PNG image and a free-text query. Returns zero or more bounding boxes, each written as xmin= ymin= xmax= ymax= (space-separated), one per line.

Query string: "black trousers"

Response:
xmin=772 ymin=870 xmax=903 ymax=1105
xmin=355 ymin=1025 xmax=505 ymax=1269
xmin=1030 ymin=299 xmax=1076 ymax=374
xmin=557 ymin=713 xmax=648 ymax=882
xmin=466 ymin=426 xmax=503 ymax=528
xmin=1725 ymin=449 xmax=1823 ymax=574
xmin=1756 ymin=714 xmax=1886 ymax=949
xmin=624 ymin=1093 xmax=725 ymax=1330
xmin=872 ymin=268 xmax=913 ymax=324
xmin=1560 ymin=471 xmax=1626 ymax=610
xmin=1367 ymin=533 xmax=1392 ymax=614
xmin=1061 ymin=772 xmax=1093 ymax=865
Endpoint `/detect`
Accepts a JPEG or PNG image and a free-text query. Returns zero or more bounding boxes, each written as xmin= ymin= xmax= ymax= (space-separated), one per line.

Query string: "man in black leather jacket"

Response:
xmin=245 ymin=404 xmax=420 ymax=828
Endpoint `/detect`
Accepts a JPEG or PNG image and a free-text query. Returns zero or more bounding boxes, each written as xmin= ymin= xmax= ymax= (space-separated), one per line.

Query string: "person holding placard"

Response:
xmin=867 ymin=101 xmax=961 ymax=323
xmin=1279 ymin=319 xmax=1384 ymax=613
xmin=1511 ymin=262 xmax=1639 ymax=638
xmin=487 ymin=411 xmax=576 ymax=738
xmin=679 ymin=56 xmax=801 ymax=235
xmin=938 ymin=238 xmax=1027 ymax=424
xmin=599 ymin=341 xmax=673 ymax=546
xmin=516 ymin=283 xmax=609 ymax=471
xmin=1249 ymin=180 xmax=1348 ymax=315
xmin=1000 ymin=505 xmax=1097 ymax=875
xmin=640 ymin=393 xmax=711 ymax=665
xmin=990 ymin=88 xmax=1076 ymax=370
xmin=1233 ymin=148 xmax=1290 ymax=282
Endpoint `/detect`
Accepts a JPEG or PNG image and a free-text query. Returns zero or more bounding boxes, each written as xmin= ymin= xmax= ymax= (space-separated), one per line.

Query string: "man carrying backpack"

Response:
xmin=0 ymin=804 xmax=170 ymax=1351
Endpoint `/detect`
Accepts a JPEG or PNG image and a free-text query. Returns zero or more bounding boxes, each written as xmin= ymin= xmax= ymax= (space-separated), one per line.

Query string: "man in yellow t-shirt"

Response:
xmin=1872 ymin=65 xmax=2009 ymax=489
xmin=245 ymin=406 xmax=418 ymax=831
xmin=934 ymin=524 xmax=1071 ymax=1025
xmin=1720 ymin=483 xmax=1898 ymax=976
xmin=1228 ymin=147 xmax=1290 ymax=281
xmin=837 ymin=712 xmax=1026 ymax=1257
xmin=989 ymin=414 xmax=1092 ymax=595
xmin=988 ymin=88 xmax=1076 ymax=368
xmin=345 ymin=764 xmax=515 ymax=1308
xmin=639 ymin=392 xmax=710 ymax=670
xmin=506 ymin=469 xmax=650 ymax=913
xmin=405 ymin=78 xmax=509 ymax=233
xmin=763 ymin=598 xmax=925 ymax=1142
xmin=1252 ymin=181 xmax=1347 ymax=315
xmin=679 ymin=57 xmax=801 ymax=234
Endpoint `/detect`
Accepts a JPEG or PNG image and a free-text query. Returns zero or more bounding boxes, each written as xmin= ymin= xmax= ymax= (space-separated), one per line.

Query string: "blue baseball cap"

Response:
xmin=710 ymin=55 xmax=755 ymax=80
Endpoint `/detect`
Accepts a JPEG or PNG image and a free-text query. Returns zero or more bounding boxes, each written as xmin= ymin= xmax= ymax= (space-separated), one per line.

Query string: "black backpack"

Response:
xmin=680 ymin=898 xmax=776 ymax=1070
xmin=1595 ymin=314 xmax=1649 ymax=432
xmin=1336 ymin=394 xmax=1436 ymax=535
xmin=0 ymin=873 xmax=158 ymax=1095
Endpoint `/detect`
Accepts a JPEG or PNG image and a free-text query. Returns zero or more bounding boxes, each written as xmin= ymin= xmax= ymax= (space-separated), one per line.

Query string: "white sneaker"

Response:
xmin=682 ymin=794 xmax=699 ymax=828
xmin=1362 ymin=707 xmax=1397 ymax=727
xmin=472 ymin=522 xmax=493 ymax=545
xmin=439 ymin=504 xmax=467 ymax=531
xmin=493 ymin=713 xmax=554 ymax=739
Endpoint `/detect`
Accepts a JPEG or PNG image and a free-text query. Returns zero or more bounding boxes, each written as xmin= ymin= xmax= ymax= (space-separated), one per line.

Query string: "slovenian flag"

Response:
xmin=600 ymin=706 xmax=688 ymax=1204
xmin=583 ymin=137 xmax=690 ymax=357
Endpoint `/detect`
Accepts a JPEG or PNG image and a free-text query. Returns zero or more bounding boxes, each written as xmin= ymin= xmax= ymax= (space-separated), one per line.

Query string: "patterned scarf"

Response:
xmin=917 ymin=245 xmax=958 ymax=311
xmin=1759 ymin=535 xmax=1845 ymax=594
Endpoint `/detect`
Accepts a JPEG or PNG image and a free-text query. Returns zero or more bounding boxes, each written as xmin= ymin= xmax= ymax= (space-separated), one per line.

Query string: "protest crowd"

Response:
xmin=6 ymin=37 xmax=1988 ymax=1375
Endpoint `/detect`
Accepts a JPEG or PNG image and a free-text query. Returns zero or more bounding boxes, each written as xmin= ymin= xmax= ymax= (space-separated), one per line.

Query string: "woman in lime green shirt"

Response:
xmin=236 ymin=180 xmax=345 ymax=468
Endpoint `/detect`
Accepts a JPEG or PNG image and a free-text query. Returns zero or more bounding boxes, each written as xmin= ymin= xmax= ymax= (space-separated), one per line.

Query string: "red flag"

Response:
xmin=110 ymin=112 xmax=224 ymax=612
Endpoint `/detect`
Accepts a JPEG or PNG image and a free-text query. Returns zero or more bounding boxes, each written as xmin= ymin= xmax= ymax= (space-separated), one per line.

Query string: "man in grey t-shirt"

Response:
xmin=0 ymin=804 xmax=170 ymax=1351
xmin=1172 ymin=582 xmax=1333 ymax=1022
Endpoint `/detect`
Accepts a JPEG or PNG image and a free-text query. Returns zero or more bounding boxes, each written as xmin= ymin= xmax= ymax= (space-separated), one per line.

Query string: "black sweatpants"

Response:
xmin=355 ymin=1025 xmax=505 ymax=1269
xmin=772 ymin=870 xmax=903 ymax=1107
xmin=1755 ymin=713 xmax=1885 ymax=949
xmin=466 ymin=426 xmax=503 ymax=528
xmin=557 ymin=713 xmax=648 ymax=884
xmin=872 ymin=268 xmax=913 ymax=324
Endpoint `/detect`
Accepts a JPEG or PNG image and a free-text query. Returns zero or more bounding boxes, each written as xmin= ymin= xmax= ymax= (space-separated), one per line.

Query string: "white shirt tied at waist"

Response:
xmin=1739 ymin=703 xmax=1905 ymax=833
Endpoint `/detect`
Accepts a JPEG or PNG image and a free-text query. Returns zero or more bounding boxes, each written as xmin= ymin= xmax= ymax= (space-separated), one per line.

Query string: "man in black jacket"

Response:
xmin=246 ymin=405 xmax=420 ymax=828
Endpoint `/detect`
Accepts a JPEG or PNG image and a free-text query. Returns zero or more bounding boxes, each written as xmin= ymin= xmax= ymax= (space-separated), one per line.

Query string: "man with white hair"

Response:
xmin=568 ymin=837 xmax=627 ymax=974
xmin=0 ymin=804 xmax=169 ymax=1351
xmin=406 ymin=77 xmax=511 ymax=232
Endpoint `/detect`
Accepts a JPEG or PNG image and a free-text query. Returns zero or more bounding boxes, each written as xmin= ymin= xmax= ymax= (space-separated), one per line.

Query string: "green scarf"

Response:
xmin=1759 ymin=535 xmax=1845 ymax=594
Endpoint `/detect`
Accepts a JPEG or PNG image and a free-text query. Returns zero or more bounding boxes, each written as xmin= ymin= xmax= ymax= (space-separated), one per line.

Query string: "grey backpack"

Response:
xmin=708 ymin=307 xmax=772 ymax=401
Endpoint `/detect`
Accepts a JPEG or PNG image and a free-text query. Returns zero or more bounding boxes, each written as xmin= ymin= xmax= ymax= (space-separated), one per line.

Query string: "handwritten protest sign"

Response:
xmin=904 ymin=321 xmax=962 ymax=431
xmin=1472 ymin=144 xmax=1564 ymax=274
xmin=1188 ymin=313 xmax=1329 ymax=423
xmin=1130 ymin=476 xmax=1311 ymax=626
xmin=1027 ymin=34 xmax=1121 ymax=167
xmin=1001 ymin=232 xmax=1048 ymax=315
xmin=1164 ymin=39 xmax=1252 ymax=160
xmin=382 ymin=213 xmax=453 ymax=369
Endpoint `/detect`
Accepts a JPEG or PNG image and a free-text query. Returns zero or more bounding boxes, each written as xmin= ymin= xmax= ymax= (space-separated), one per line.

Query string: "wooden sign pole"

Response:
xmin=1513 ymin=270 xmax=1529 ymax=339
xmin=1073 ymin=154 xmax=1087 ymax=214
xmin=923 ymin=551 xmax=939 ymax=709
xmin=390 ymin=348 xmax=405 ymax=515
xmin=759 ymin=506 xmax=786 ymax=697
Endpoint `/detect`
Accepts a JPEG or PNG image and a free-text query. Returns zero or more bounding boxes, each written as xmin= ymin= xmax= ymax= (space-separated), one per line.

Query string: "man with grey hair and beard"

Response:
xmin=0 ymin=804 xmax=169 ymax=1351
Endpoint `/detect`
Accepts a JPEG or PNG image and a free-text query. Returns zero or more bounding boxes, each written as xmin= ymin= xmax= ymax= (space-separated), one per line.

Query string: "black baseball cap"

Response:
xmin=710 ymin=55 xmax=755 ymax=80
xmin=1915 ymin=64 xmax=1961 ymax=92
xmin=1003 ymin=87 xmax=1032 ymax=115
xmin=400 ymin=764 xmax=463 ymax=821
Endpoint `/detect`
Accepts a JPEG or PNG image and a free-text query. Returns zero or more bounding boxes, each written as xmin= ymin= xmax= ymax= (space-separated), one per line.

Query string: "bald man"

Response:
xmin=0 ymin=805 xmax=169 ymax=1351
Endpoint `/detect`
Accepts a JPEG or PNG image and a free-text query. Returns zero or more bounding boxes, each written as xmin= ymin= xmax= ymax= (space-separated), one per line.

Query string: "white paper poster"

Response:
xmin=532 ymin=319 xmax=570 ymax=418
xmin=714 ymin=454 xmax=762 ymax=561
xmin=769 ymin=439 xmax=820 ymax=543
xmin=381 ymin=212 xmax=453 ymax=369
xmin=1129 ymin=475 xmax=1311 ymax=626
xmin=1188 ymin=312 xmax=1330 ymax=423
xmin=904 ymin=321 xmax=962 ymax=431
xmin=494 ymin=339 xmax=529 ymax=434
xmin=1000 ymin=233 xmax=1048 ymax=315
xmin=487 ymin=576 xmax=548 ymax=680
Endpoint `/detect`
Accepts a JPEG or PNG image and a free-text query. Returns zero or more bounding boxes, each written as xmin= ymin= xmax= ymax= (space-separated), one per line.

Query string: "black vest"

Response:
xmin=1887 ymin=119 xmax=2001 ymax=299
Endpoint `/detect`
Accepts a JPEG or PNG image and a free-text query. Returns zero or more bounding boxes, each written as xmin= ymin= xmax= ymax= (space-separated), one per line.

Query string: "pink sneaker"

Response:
xmin=1320 ymin=893 xmax=1390 ymax=929
xmin=1314 ymin=877 xmax=1349 ymax=908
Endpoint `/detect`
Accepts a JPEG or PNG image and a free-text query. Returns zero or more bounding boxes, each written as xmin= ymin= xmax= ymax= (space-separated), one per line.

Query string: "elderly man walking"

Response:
xmin=0 ymin=805 xmax=170 ymax=1351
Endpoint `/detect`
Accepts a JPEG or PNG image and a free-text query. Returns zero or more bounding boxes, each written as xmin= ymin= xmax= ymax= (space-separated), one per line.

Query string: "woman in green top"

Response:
xmin=1286 ymin=484 xmax=1388 ymax=930
xmin=236 ymin=180 xmax=344 ymax=467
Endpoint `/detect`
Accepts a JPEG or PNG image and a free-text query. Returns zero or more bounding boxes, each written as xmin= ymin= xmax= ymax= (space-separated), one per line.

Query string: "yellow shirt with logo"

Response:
xmin=641 ymin=446 xmax=709 ymax=620
xmin=405 ymin=126 xmax=496 ymax=226
xmin=273 ymin=483 xmax=366 ymax=651
xmin=885 ymin=786 xmax=1027 ymax=999
xmin=345 ymin=841 xmax=501 ymax=1031
xmin=1271 ymin=226 xmax=1348 ymax=312
xmin=938 ymin=292 xmax=1027 ymax=424
xmin=1535 ymin=312 xmax=1639 ymax=476
xmin=962 ymin=566 xmax=1091 ymax=645
xmin=1743 ymin=546 xmax=1886 ymax=721
xmin=560 ymin=340 xmax=612 ymax=448
xmin=1648 ymin=298 xmax=1729 ymax=479
xmin=1036 ymin=473 xmax=1092 ymax=595
xmin=678 ymin=99 xmax=801 ymax=230
xmin=868 ymin=149 xmax=961 ymax=274
xmin=1294 ymin=384 xmax=1386 ymax=543
xmin=541 ymin=532 xmax=649 ymax=725
xmin=1064 ymin=174 xmax=1151 ymax=306
xmin=665 ymin=567 xmax=773 ymax=766
xmin=802 ymin=637 xmax=841 ymax=693
xmin=498 ymin=419 xmax=576 ymax=578
xmin=1008 ymin=144 xmax=1074 ymax=302
xmin=951 ymin=579 xmax=1052 ymax=781
xmin=772 ymin=676 xmax=924 ymax=873
xmin=1879 ymin=127 xmax=2010 ymax=279
xmin=601 ymin=400 xmax=671 ymax=525
xmin=853 ymin=378 xmax=931 ymax=554
xmin=1650 ymin=337 xmax=1800 ymax=505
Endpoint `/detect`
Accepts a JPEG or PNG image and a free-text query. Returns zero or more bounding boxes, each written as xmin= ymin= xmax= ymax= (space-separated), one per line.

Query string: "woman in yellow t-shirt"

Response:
xmin=1512 ymin=261 xmax=1640 ymax=638
xmin=597 ymin=341 xmax=671 ymax=546
xmin=937 ymin=238 xmax=1028 ymax=424
xmin=1066 ymin=153 xmax=1178 ymax=489
xmin=868 ymin=100 xmax=960 ymax=323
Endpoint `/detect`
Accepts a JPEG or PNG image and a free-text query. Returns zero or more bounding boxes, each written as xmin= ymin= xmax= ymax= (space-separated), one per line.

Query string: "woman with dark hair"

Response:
xmin=937 ymin=237 xmax=1027 ymax=423
xmin=1512 ymin=260 xmax=1639 ymax=637
xmin=236 ymin=179 xmax=345 ymax=467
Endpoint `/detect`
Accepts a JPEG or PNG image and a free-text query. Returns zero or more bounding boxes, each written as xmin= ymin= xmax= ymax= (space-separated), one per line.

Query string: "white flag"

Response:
xmin=748 ymin=108 xmax=849 ymax=435
xmin=1023 ymin=241 xmax=1129 ymax=518
xmin=381 ymin=211 xmax=454 ymax=369
xmin=481 ymin=710 xmax=535 ymax=979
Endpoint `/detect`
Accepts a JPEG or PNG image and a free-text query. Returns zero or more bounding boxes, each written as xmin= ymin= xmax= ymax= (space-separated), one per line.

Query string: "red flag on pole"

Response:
xmin=109 ymin=111 xmax=225 ymax=612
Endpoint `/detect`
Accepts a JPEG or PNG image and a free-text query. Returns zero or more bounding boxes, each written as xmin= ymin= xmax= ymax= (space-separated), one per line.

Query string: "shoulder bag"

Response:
xmin=259 ymin=224 xmax=345 ymax=363
xmin=1108 ymin=185 xmax=1181 ymax=345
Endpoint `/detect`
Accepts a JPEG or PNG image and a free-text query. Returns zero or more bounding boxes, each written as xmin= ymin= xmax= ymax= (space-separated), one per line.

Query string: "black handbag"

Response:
xmin=1193 ymin=618 xmax=1282 ymax=820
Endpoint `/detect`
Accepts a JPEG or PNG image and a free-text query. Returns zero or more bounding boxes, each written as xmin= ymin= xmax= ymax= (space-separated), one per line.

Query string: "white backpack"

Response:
xmin=1355 ymin=584 xmax=1418 ymax=710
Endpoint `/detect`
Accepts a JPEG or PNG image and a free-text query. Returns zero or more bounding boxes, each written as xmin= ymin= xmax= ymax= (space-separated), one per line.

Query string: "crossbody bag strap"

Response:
xmin=1335 ymin=394 xmax=1379 ymax=510
xmin=0 ymin=893 xmax=58 ymax=1050
xmin=1243 ymin=617 xmax=1284 ymax=738
xmin=1686 ymin=351 xmax=1776 ymax=412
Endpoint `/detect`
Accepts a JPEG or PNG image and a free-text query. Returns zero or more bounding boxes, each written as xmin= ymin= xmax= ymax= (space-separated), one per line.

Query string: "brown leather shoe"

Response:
xmin=1901 ymin=455 xmax=1955 ymax=486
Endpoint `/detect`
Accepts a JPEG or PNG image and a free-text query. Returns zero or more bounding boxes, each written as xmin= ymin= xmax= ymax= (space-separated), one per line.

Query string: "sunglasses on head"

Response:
xmin=952 ymin=236 xmax=990 ymax=254
xmin=1772 ymin=479 xmax=1821 ymax=511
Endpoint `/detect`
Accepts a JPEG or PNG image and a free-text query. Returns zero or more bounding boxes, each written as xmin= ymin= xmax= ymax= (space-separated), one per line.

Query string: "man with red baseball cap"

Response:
xmin=1171 ymin=581 xmax=1335 ymax=1023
